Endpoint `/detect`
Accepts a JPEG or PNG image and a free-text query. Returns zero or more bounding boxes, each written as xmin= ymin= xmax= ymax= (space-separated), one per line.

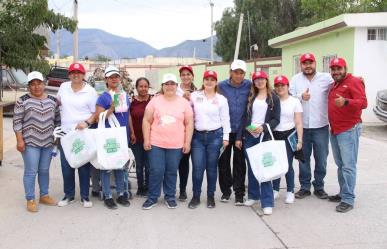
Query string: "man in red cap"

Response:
xmin=289 ymin=53 xmax=333 ymax=200
xmin=328 ymin=57 xmax=367 ymax=213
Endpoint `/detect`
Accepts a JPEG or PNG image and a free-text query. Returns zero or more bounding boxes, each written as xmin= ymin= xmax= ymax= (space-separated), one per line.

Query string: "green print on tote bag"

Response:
xmin=261 ymin=152 xmax=276 ymax=167
xmin=104 ymin=138 xmax=121 ymax=153
xmin=71 ymin=138 xmax=85 ymax=155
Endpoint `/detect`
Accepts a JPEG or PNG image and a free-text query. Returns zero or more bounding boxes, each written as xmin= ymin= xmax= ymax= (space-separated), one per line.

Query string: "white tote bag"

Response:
xmin=60 ymin=128 xmax=97 ymax=168
xmin=92 ymin=111 xmax=130 ymax=170
xmin=245 ymin=125 xmax=289 ymax=183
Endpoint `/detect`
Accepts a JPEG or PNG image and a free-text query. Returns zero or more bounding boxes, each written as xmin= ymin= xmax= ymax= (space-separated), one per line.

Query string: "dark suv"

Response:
xmin=46 ymin=66 xmax=69 ymax=87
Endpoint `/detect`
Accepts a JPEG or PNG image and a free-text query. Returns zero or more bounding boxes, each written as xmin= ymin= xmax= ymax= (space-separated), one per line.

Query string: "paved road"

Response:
xmin=1 ymin=118 xmax=387 ymax=249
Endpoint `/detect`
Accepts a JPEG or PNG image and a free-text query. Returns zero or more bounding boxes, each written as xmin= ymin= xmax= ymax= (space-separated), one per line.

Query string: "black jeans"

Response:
xmin=178 ymin=152 xmax=190 ymax=193
xmin=218 ymin=133 xmax=246 ymax=197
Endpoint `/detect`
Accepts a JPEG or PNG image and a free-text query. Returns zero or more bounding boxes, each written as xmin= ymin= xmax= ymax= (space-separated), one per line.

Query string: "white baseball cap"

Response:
xmin=27 ymin=71 xmax=44 ymax=83
xmin=230 ymin=59 xmax=247 ymax=72
xmin=104 ymin=65 xmax=120 ymax=78
xmin=162 ymin=73 xmax=178 ymax=84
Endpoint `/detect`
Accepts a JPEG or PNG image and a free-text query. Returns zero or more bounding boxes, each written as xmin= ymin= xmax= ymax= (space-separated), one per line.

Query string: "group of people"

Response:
xmin=13 ymin=52 xmax=367 ymax=215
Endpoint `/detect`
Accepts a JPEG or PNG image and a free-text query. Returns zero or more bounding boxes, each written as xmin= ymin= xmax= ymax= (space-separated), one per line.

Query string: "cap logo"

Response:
xmin=305 ymin=54 xmax=310 ymax=59
xmin=74 ymin=64 xmax=80 ymax=68
xmin=208 ymin=71 xmax=214 ymax=75
xmin=278 ymin=76 xmax=282 ymax=81
xmin=334 ymin=59 xmax=339 ymax=63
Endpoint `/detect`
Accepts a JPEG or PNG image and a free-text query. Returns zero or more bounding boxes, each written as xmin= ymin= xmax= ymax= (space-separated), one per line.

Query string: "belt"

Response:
xmin=195 ymin=128 xmax=221 ymax=133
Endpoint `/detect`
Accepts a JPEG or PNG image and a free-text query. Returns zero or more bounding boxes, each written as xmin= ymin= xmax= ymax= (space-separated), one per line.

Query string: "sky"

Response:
xmin=48 ymin=0 xmax=235 ymax=49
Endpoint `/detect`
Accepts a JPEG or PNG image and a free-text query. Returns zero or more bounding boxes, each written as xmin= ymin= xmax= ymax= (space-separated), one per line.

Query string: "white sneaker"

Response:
xmin=244 ymin=199 xmax=259 ymax=206
xmin=81 ymin=198 xmax=93 ymax=208
xmin=285 ymin=192 xmax=295 ymax=204
xmin=273 ymin=190 xmax=279 ymax=200
xmin=57 ymin=197 xmax=75 ymax=207
xmin=263 ymin=207 xmax=273 ymax=215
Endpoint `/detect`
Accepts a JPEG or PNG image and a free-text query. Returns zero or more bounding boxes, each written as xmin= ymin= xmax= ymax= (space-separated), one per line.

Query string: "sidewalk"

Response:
xmin=1 ymin=117 xmax=387 ymax=249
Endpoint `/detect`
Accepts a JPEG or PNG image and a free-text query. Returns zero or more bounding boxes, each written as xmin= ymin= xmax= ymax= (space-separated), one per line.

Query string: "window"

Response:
xmin=322 ymin=54 xmax=337 ymax=73
xmin=293 ymin=55 xmax=301 ymax=75
xmin=368 ymin=28 xmax=387 ymax=41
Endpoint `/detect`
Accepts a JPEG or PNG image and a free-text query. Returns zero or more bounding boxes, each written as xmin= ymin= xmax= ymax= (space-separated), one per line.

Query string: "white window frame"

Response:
xmin=293 ymin=55 xmax=301 ymax=75
xmin=368 ymin=28 xmax=387 ymax=41
xmin=322 ymin=54 xmax=337 ymax=73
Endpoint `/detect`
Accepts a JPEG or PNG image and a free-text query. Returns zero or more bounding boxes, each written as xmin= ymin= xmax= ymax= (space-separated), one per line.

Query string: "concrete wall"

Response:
xmin=353 ymin=27 xmax=387 ymax=122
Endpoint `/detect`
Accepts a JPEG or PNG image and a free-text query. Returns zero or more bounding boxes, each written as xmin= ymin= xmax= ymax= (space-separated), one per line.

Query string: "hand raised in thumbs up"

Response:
xmin=302 ymin=88 xmax=311 ymax=101
xmin=335 ymin=94 xmax=347 ymax=107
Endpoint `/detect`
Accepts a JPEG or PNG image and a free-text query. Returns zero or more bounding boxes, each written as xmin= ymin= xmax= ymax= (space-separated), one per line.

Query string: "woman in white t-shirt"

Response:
xmin=189 ymin=70 xmax=231 ymax=209
xmin=272 ymin=75 xmax=303 ymax=204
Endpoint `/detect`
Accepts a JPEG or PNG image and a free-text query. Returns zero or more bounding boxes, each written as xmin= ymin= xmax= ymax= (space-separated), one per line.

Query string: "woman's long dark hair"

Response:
xmin=247 ymin=78 xmax=274 ymax=116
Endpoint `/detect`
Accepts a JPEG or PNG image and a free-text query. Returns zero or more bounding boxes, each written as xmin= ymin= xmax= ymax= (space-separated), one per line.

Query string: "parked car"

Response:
xmin=46 ymin=66 xmax=69 ymax=87
xmin=1 ymin=67 xmax=28 ymax=90
xmin=373 ymin=89 xmax=387 ymax=122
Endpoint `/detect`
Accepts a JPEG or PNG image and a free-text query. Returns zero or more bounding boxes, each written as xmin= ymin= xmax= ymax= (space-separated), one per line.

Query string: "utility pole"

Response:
xmin=247 ymin=11 xmax=252 ymax=60
xmin=210 ymin=1 xmax=214 ymax=63
xmin=234 ymin=13 xmax=244 ymax=61
xmin=73 ymin=0 xmax=78 ymax=62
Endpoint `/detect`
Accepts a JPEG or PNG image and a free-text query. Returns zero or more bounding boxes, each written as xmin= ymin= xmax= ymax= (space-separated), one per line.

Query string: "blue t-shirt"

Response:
xmin=96 ymin=91 xmax=131 ymax=142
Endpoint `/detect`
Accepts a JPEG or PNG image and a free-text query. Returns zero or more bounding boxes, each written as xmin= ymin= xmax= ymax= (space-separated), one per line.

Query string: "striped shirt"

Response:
xmin=13 ymin=94 xmax=61 ymax=147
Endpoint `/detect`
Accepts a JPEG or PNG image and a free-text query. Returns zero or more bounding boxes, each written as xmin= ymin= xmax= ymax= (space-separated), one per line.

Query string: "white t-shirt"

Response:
xmin=251 ymin=98 xmax=268 ymax=126
xmin=191 ymin=91 xmax=231 ymax=140
xmin=275 ymin=96 xmax=303 ymax=131
xmin=57 ymin=81 xmax=98 ymax=132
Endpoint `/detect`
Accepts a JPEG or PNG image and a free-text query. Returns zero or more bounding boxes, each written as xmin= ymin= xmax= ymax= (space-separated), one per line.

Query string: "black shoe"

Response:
xmin=313 ymin=189 xmax=328 ymax=199
xmin=136 ymin=187 xmax=145 ymax=197
xmin=91 ymin=191 xmax=100 ymax=197
xmin=336 ymin=202 xmax=353 ymax=213
xmin=117 ymin=195 xmax=130 ymax=207
xmin=165 ymin=199 xmax=177 ymax=209
xmin=207 ymin=196 xmax=215 ymax=208
xmin=328 ymin=194 xmax=341 ymax=202
xmin=295 ymin=189 xmax=311 ymax=199
xmin=235 ymin=196 xmax=244 ymax=206
xmin=220 ymin=194 xmax=230 ymax=203
xmin=178 ymin=191 xmax=187 ymax=202
xmin=188 ymin=197 xmax=200 ymax=209
xmin=124 ymin=191 xmax=133 ymax=200
xmin=104 ymin=198 xmax=118 ymax=209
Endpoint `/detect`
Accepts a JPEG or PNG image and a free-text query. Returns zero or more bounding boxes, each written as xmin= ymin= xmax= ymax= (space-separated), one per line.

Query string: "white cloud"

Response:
xmin=49 ymin=0 xmax=234 ymax=49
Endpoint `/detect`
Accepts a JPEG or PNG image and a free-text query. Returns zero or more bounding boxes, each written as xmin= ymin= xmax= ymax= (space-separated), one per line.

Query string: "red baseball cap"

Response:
xmin=274 ymin=75 xmax=289 ymax=85
xmin=179 ymin=65 xmax=194 ymax=76
xmin=330 ymin=57 xmax=347 ymax=68
xmin=300 ymin=53 xmax=316 ymax=63
xmin=252 ymin=71 xmax=268 ymax=81
xmin=68 ymin=63 xmax=86 ymax=74
xmin=203 ymin=70 xmax=217 ymax=81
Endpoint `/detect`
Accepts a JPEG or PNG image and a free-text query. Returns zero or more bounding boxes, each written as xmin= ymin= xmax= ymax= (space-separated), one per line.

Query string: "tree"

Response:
xmin=94 ymin=54 xmax=111 ymax=62
xmin=0 ymin=0 xmax=76 ymax=74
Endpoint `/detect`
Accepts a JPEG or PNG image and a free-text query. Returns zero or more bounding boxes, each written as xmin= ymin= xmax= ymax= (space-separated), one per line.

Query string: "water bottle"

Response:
xmin=51 ymin=145 xmax=58 ymax=157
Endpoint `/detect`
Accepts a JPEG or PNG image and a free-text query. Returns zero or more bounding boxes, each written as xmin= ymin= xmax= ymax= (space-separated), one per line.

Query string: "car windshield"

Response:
xmin=10 ymin=68 xmax=28 ymax=86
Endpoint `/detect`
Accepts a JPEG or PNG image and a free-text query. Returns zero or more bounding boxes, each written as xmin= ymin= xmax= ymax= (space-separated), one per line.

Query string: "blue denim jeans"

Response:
xmin=272 ymin=130 xmax=295 ymax=193
xmin=131 ymin=142 xmax=149 ymax=188
xmin=243 ymin=133 xmax=274 ymax=208
xmin=22 ymin=146 xmax=52 ymax=200
xmin=330 ymin=123 xmax=362 ymax=206
xmin=147 ymin=145 xmax=183 ymax=202
xmin=59 ymin=145 xmax=90 ymax=199
xmin=299 ymin=125 xmax=329 ymax=191
xmin=191 ymin=128 xmax=223 ymax=198
xmin=100 ymin=169 xmax=125 ymax=198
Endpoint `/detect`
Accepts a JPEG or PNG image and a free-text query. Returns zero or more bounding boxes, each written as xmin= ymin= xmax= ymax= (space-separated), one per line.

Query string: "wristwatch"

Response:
xmin=85 ymin=120 xmax=91 ymax=127
xmin=344 ymin=99 xmax=349 ymax=106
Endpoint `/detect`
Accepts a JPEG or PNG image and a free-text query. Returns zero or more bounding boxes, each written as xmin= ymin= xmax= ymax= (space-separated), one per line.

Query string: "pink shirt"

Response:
xmin=146 ymin=95 xmax=193 ymax=149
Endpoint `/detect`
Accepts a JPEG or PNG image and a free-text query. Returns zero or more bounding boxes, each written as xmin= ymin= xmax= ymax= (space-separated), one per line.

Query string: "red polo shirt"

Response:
xmin=328 ymin=73 xmax=367 ymax=135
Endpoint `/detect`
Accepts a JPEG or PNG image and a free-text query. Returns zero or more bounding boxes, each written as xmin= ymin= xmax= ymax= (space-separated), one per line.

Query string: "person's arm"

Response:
xmin=263 ymin=95 xmax=281 ymax=133
xmin=347 ymin=78 xmax=367 ymax=110
xmin=182 ymin=104 xmax=194 ymax=154
xmin=220 ymin=97 xmax=231 ymax=147
xmin=13 ymin=98 xmax=25 ymax=152
xmin=129 ymin=113 xmax=136 ymax=144
xmin=142 ymin=108 xmax=153 ymax=151
xmin=294 ymin=112 xmax=303 ymax=151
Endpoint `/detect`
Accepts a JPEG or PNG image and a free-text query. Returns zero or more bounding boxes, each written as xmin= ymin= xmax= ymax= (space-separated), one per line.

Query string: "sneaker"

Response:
xmin=295 ymin=189 xmax=311 ymax=199
xmin=244 ymin=199 xmax=259 ymax=206
xmin=81 ymin=197 xmax=93 ymax=208
xmin=273 ymin=190 xmax=279 ymax=200
xmin=220 ymin=194 xmax=230 ymax=203
xmin=235 ymin=196 xmax=244 ymax=206
xmin=263 ymin=207 xmax=273 ymax=215
xmin=207 ymin=197 xmax=215 ymax=208
xmin=91 ymin=191 xmax=100 ymax=198
xmin=57 ymin=196 xmax=75 ymax=207
xmin=165 ymin=199 xmax=178 ymax=209
xmin=328 ymin=194 xmax=341 ymax=203
xmin=142 ymin=199 xmax=157 ymax=210
xmin=314 ymin=189 xmax=328 ymax=199
xmin=336 ymin=202 xmax=353 ymax=213
xmin=27 ymin=200 xmax=38 ymax=212
xmin=117 ymin=195 xmax=130 ymax=207
xmin=178 ymin=191 xmax=187 ymax=202
xmin=104 ymin=198 xmax=118 ymax=209
xmin=39 ymin=195 xmax=57 ymax=206
xmin=285 ymin=192 xmax=295 ymax=204
xmin=188 ymin=197 xmax=200 ymax=209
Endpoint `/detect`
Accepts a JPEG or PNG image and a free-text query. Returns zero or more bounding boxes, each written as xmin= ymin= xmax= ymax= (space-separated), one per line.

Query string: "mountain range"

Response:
xmin=49 ymin=28 xmax=221 ymax=61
